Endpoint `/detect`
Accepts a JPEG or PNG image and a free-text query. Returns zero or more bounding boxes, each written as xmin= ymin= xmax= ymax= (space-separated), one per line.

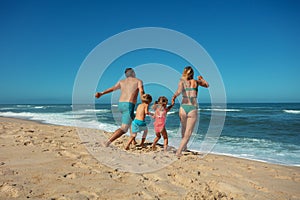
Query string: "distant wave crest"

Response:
xmin=283 ymin=110 xmax=300 ymax=114
xmin=201 ymin=108 xmax=241 ymax=112
xmin=84 ymin=109 xmax=110 ymax=113
xmin=34 ymin=106 xmax=45 ymax=109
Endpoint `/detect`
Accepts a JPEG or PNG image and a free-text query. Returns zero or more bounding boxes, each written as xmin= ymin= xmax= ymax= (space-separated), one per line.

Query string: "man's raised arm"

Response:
xmin=95 ymin=82 xmax=121 ymax=98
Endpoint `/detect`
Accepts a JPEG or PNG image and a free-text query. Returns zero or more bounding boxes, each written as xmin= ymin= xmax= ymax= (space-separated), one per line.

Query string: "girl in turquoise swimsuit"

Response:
xmin=172 ymin=66 xmax=209 ymax=157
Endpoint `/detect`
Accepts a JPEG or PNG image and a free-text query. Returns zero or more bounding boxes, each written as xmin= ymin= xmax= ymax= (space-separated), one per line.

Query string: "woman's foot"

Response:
xmin=176 ymin=153 xmax=183 ymax=158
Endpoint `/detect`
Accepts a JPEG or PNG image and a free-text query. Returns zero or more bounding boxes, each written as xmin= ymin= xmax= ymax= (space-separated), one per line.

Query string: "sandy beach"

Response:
xmin=0 ymin=117 xmax=299 ymax=200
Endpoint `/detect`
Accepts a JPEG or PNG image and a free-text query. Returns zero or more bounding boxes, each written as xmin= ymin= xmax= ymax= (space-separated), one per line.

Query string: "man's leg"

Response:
xmin=103 ymin=128 xmax=124 ymax=147
xmin=104 ymin=124 xmax=129 ymax=147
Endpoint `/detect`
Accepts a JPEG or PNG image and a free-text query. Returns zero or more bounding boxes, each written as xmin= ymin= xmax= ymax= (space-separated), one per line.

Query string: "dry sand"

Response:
xmin=0 ymin=117 xmax=299 ymax=200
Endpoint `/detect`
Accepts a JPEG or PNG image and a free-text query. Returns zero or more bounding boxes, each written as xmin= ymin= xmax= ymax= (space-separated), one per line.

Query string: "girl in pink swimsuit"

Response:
xmin=152 ymin=96 xmax=174 ymax=152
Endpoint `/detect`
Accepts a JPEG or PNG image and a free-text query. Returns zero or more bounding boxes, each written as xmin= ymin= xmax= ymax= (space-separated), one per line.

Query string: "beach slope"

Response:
xmin=0 ymin=117 xmax=299 ymax=200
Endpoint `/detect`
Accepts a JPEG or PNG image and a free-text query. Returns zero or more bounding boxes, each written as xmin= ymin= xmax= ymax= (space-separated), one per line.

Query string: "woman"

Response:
xmin=172 ymin=66 xmax=209 ymax=157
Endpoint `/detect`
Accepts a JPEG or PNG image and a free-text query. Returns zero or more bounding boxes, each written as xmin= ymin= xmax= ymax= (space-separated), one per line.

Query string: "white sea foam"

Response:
xmin=167 ymin=111 xmax=176 ymax=115
xmin=283 ymin=110 xmax=300 ymax=114
xmin=98 ymin=123 xmax=119 ymax=132
xmin=200 ymin=108 xmax=241 ymax=112
xmin=197 ymin=135 xmax=300 ymax=167
xmin=34 ymin=106 xmax=45 ymax=109
xmin=16 ymin=105 xmax=32 ymax=108
xmin=0 ymin=111 xmax=35 ymax=118
xmin=0 ymin=111 xmax=117 ymax=132
xmin=84 ymin=109 xmax=110 ymax=113
xmin=0 ymin=107 xmax=16 ymax=110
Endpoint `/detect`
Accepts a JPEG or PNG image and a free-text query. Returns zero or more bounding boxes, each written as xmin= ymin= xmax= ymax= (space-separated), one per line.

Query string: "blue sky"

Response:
xmin=0 ymin=0 xmax=299 ymax=104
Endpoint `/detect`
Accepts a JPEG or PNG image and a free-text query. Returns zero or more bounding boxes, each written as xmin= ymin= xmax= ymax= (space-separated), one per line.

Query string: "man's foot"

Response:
xmin=101 ymin=140 xmax=111 ymax=147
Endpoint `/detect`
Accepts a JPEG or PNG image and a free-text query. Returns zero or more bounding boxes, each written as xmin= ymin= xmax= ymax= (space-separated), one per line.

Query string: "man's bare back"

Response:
xmin=95 ymin=70 xmax=144 ymax=104
xmin=118 ymin=77 xmax=143 ymax=104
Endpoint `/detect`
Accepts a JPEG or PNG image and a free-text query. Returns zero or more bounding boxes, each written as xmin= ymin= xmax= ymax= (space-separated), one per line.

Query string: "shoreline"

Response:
xmin=1 ymin=116 xmax=300 ymax=199
xmin=192 ymin=150 xmax=300 ymax=168
xmin=2 ymin=116 xmax=299 ymax=168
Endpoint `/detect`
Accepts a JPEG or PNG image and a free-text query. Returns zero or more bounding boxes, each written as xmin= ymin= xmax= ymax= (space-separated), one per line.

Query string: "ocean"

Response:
xmin=0 ymin=103 xmax=299 ymax=167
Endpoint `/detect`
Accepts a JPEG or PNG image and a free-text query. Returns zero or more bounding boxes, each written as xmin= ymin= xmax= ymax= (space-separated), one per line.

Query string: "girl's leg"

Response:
xmin=152 ymin=132 xmax=161 ymax=150
xmin=161 ymin=128 xmax=168 ymax=152
xmin=176 ymin=110 xmax=197 ymax=156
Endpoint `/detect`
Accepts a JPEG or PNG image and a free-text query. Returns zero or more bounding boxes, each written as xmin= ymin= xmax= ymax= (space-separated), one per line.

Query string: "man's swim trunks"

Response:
xmin=118 ymin=102 xmax=135 ymax=125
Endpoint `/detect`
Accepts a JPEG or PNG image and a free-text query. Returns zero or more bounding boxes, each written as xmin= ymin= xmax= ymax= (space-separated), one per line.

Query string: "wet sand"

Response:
xmin=0 ymin=117 xmax=299 ymax=200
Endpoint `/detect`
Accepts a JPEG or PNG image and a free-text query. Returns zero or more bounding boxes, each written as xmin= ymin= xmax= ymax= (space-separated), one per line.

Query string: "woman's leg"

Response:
xmin=176 ymin=109 xmax=197 ymax=156
xmin=179 ymin=107 xmax=187 ymax=138
xmin=179 ymin=107 xmax=187 ymax=151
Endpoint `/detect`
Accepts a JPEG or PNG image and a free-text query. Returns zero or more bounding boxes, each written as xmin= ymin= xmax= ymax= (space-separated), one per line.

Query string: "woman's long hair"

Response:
xmin=182 ymin=66 xmax=194 ymax=80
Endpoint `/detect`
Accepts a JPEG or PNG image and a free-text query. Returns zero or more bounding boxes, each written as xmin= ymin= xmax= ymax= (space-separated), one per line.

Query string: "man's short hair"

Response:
xmin=125 ymin=68 xmax=134 ymax=77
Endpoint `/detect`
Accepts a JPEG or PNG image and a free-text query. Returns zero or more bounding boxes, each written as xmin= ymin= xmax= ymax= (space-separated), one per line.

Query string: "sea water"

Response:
xmin=1 ymin=103 xmax=299 ymax=166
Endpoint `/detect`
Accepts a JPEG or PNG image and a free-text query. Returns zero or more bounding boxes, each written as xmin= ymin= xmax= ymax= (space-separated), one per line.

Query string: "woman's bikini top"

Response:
xmin=182 ymin=80 xmax=198 ymax=104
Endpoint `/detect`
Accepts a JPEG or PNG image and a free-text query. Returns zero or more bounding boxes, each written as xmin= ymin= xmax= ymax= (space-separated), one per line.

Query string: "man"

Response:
xmin=95 ymin=68 xmax=144 ymax=147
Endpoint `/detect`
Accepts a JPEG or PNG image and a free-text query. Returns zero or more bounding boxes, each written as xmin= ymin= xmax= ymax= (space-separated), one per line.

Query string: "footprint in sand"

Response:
xmin=77 ymin=190 xmax=99 ymax=200
xmin=63 ymin=172 xmax=77 ymax=179
xmin=248 ymin=181 xmax=269 ymax=192
xmin=71 ymin=162 xmax=90 ymax=170
xmin=57 ymin=150 xmax=80 ymax=159
xmin=23 ymin=140 xmax=34 ymax=146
